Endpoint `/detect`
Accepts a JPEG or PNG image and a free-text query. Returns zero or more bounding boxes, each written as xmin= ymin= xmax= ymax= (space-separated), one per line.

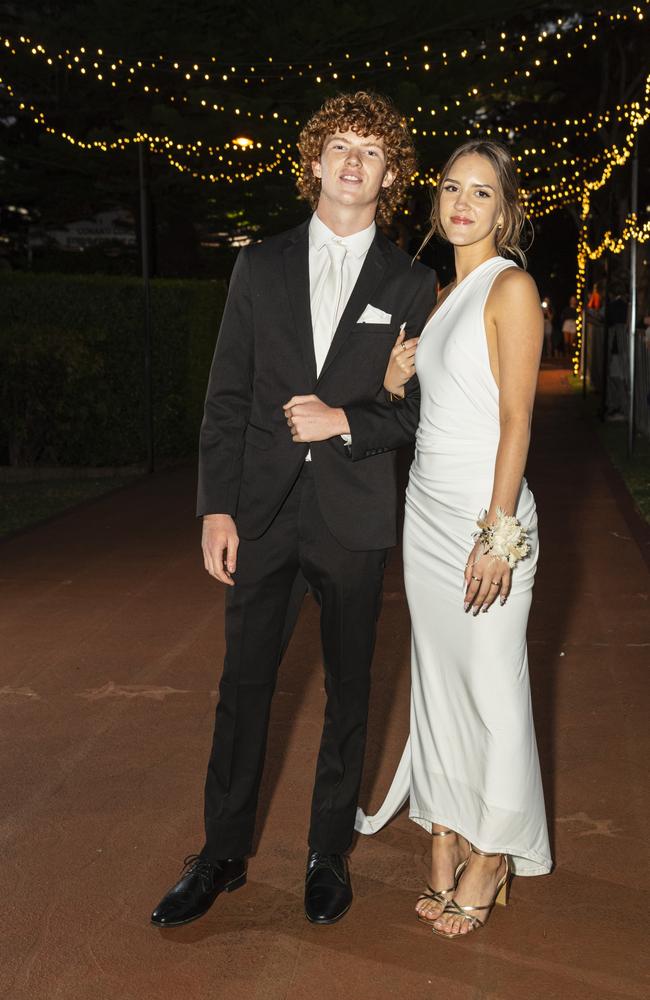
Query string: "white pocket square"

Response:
xmin=357 ymin=304 xmax=392 ymax=324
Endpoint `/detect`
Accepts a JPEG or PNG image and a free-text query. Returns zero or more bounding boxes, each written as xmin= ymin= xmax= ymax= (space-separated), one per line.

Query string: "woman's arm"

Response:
xmin=343 ymin=268 xmax=437 ymax=459
xmin=464 ymin=267 xmax=543 ymax=614
xmin=383 ymin=327 xmax=419 ymax=397
xmin=485 ymin=266 xmax=543 ymax=518
xmin=383 ymin=283 xmax=454 ymax=396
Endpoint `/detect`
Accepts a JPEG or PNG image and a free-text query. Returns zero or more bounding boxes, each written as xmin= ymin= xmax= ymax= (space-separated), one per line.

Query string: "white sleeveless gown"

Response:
xmin=356 ymin=256 xmax=552 ymax=876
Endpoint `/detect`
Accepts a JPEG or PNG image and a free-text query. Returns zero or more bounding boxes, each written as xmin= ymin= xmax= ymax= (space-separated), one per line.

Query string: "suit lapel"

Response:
xmin=317 ymin=233 xmax=391 ymax=381
xmin=282 ymin=223 xmax=317 ymax=383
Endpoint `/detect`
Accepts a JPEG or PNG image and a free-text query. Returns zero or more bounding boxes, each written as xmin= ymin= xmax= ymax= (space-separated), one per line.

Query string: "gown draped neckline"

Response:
xmin=426 ymin=255 xmax=503 ymax=330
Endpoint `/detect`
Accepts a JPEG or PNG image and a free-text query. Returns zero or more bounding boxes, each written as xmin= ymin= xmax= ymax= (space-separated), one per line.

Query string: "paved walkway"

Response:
xmin=1 ymin=368 xmax=648 ymax=1000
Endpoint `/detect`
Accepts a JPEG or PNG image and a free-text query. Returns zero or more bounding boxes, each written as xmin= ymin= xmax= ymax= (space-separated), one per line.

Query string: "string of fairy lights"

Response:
xmin=1 ymin=5 xmax=648 ymax=365
xmin=570 ymin=75 xmax=650 ymax=373
xmin=1 ymin=0 xmax=647 ymax=134
xmin=0 ymin=91 xmax=602 ymax=188
xmin=0 ymin=0 xmax=646 ymax=174
xmin=1 ymin=0 xmax=646 ymax=98
xmin=2 ymin=64 xmax=646 ymax=213
xmin=1 ymin=73 xmax=637 ymax=189
xmin=524 ymin=89 xmax=649 ymax=219
xmin=408 ymin=100 xmax=642 ymax=149
xmin=0 ymin=77 xmax=291 ymax=182
xmin=586 ymin=214 xmax=650 ymax=258
xmin=3 ymin=78 xmax=648 ymax=252
xmin=569 ymin=216 xmax=650 ymax=376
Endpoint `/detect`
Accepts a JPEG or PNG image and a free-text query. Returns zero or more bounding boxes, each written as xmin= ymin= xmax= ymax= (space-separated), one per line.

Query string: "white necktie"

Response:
xmin=314 ymin=240 xmax=348 ymax=375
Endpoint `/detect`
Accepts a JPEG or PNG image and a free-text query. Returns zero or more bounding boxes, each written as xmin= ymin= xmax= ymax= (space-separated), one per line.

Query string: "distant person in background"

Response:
xmin=551 ymin=302 xmax=564 ymax=358
xmin=541 ymin=298 xmax=554 ymax=358
xmin=560 ymin=294 xmax=578 ymax=357
xmin=586 ymin=282 xmax=602 ymax=311
xmin=605 ymin=284 xmax=629 ymax=421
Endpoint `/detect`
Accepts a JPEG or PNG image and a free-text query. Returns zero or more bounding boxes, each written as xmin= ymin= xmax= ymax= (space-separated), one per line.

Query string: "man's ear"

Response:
xmin=312 ymin=159 xmax=322 ymax=179
xmin=381 ymin=167 xmax=396 ymax=189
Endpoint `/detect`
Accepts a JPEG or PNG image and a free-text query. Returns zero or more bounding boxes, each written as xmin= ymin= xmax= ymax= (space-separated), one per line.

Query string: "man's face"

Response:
xmin=312 ymin=130 xmax=395 ymax=212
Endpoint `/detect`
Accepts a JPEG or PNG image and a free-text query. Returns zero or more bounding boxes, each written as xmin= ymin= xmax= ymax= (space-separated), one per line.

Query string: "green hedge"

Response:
xmin=0 ymin=273 xmax=226 ymax=466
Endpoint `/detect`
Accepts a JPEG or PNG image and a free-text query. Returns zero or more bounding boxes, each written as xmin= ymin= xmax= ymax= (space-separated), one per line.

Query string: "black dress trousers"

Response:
xmin=201 ymin=463 xmax=387 ymax=860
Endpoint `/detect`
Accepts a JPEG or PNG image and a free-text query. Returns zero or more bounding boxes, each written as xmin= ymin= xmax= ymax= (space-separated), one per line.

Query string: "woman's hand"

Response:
xmin=384 ymin=325 xmax=419 ymax=397
xmin=463 ymin=541 xmax=512 ymax=615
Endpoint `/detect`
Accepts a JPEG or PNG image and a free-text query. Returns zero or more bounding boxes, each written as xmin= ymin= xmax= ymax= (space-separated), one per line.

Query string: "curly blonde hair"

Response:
xmin=425 ymin=140 xmax=528 ymax=266
xmin=296 ymin=91 xmax=416 ymax=226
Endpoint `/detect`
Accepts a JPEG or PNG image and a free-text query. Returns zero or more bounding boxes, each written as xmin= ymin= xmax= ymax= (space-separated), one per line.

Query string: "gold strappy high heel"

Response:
xmin=431 ymin=846 xmax=510 ymax=939
xmin=416 ymin=828 xmax=471 ymax=924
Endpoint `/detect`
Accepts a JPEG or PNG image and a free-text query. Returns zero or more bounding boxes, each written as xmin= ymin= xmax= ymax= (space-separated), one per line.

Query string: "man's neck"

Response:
xmin=314 ymin=201 xmax=377 ymax=238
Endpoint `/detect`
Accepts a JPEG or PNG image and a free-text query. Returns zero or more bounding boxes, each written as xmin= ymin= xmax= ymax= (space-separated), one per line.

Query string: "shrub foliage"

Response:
xmin=0 ymin=273 xmax=226 ymax=466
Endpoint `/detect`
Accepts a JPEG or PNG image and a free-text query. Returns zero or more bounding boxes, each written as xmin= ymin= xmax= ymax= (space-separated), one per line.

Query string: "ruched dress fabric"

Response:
xmin=356 ymin=256 xmax=552 ymax=876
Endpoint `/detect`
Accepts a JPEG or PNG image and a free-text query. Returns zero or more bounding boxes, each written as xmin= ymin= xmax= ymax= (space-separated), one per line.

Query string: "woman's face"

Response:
xmin=439 ymin=153 xmax=503 ymax=249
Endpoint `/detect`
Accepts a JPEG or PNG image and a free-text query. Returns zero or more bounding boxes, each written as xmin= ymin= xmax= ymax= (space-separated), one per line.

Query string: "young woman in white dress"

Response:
xmin=355 ymin=141 xmax=552 ymax=938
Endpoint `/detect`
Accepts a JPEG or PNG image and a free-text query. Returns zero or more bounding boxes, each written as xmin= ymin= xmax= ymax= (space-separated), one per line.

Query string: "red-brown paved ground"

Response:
xmin=1 ymin=368 xmax=648 ymax=1000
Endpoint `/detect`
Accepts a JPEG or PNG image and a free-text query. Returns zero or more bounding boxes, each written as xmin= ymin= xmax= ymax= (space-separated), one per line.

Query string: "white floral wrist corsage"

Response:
xmin=474 ymin=506 xmax=530 ymax=568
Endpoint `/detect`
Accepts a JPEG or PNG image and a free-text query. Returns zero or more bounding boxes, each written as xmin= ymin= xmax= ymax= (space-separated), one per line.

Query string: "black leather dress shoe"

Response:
xmin=304 ymin=851 xmax=352 ymax=924
xmin=151 ymin=855 xmax=247 ymax=927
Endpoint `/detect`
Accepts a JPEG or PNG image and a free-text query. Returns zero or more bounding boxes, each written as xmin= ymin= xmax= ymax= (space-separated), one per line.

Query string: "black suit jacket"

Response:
xmin=197 ymin=220 xmax=436 ymax=550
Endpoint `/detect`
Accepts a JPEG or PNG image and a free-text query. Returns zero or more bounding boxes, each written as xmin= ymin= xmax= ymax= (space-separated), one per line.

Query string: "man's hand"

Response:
xmin=202 ymin=514 xmax=239 ymax=586
xmin=283 ymin=395 xmax=350 ymax=443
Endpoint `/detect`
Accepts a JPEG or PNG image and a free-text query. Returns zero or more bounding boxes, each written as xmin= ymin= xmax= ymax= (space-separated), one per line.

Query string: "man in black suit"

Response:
xmin=152 ymin=91 xmax=436 ymax=928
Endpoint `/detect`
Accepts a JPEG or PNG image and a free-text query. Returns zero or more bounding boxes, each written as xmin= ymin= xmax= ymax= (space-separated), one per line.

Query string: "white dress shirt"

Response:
xmin=309 ymin=213 xmax=376 ymax=374
xmin=305 ymin=213 xmax=376 ymax=458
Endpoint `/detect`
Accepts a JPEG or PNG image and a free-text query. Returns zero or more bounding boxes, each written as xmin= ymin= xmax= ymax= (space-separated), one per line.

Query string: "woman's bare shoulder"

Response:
xmin=493 ymin=265 xmax=539 ymax=299
xmin=488 ymin=266 xmax=540 ymax=318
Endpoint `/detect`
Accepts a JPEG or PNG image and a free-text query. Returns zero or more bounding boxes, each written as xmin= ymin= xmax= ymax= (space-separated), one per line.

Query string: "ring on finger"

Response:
xmin=490 ymin=580 xmax=500 ymax=588
xmin=471 ymin=575 xmax=481 ymax=583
